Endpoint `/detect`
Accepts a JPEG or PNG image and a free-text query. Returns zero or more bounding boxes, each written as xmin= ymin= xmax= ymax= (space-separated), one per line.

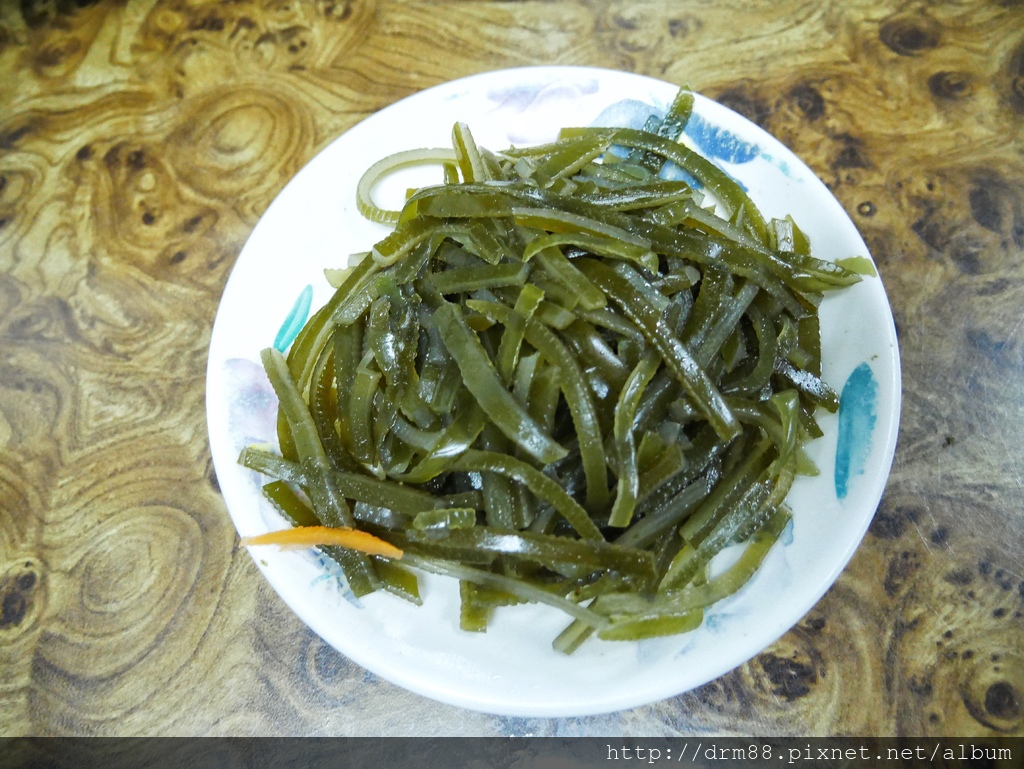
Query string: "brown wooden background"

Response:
xmin=1 ymin=0 xmax=1022 ymax=737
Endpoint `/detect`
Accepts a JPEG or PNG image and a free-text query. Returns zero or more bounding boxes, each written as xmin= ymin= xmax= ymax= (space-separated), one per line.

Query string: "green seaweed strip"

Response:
xmin=694 ymin=281 xmax=760 ymax=368
xmin=450 ymin=450 xmax=603 ymax=540
xmin=261 ymin=348 xmax=351 ymax=525
xmin=447 ymin=222 xmax=511 ymax=266
xmin=332 ymin=320 xmax=364 ymax=457
xmin=660 ymin=475 xmax=771 ymax=592
xmin=509 ymin=481 xmax=537 ymax=531
xmin=615 ymin=474 xmax=715 ymax=550
xmin=496 ymin=284 xmax=545 ymax=385
xmin=576 ymin=259 xmax=740 ymax=441
xmin=798 ymin=313 xmax=822 ymax=378
xmin=530 ymin=244 xmax=607 ymax=311
xmin=578 ymin=180 xmax=694 ymax=211
xmin=530 ymin=133 xmax=611 ymax=188
xmin=524 ymin=358 xmax=561 ymax=431
xmin=240 ymin=447 xmax=445 ymax=515
xmin=452 ymin=122 xmax=489 ymax=183
xmin=375 ymin=558 xmax=422 ymax=605
xmin=835 ymin=255 xmax=877 ymax=277
xmin=562 ymin=126 xmax=769 ymax=245
xmin=356 ymin=147 xmax=457 ymax=225
xmin=522 ymin=231 xmax=657 ymax=272
xmin=552 ymin=618 xmax=596 ymax=655
xmin=407 ymin=526 xmax=655 ymax=581
xmin=665 ymin=404 xmax=797 ymax=593
xmin=412 ymin=507 xmax=477 ymax=531
xmin=372 ymin=215 xmax=443 ymax=267
xmin=433 ymin=301 xmax=567 ymax=464
xmin=478 ymin=423 xmax=517 ymax=531
xmin=576 ymin=307 xmax=644 ymax=340
xmin=349 ymin=351 xmax=383 ymax=469
xmin=401 ymin=553 xmax=607 ymax=629
xmin=636 ymin=441 xmax=686 ymax=499
xmin=309 ymin=342 xmax=347 ymax=468
xmin=608 ymin=349 xmax=661 ymax=528
xmin=392 ymin=396 xmax=488 ymax=484
xmin=723 ymin=302 xmax=776 ymax=395
xmin=560 ymin=319 xmax=630 ymax=392
xmin=681 ymin=268 xmax=729 ymax=351
xmin=595 ymin=505 xmax=788 ymax=623
xmin=598 ymin=607 xmax=703 ymax=641
xmin=514 ymin=207 xmax=651 ymax=251
xmin=760 ymin=391 xmax=801 ymax=511
xmin=459 ymin=581 xmax=525 ymax=632
xmin=774 ymin=358 xmax=840 ymax=412
xmin=289 ymin=255 xmax=380 ymax=389
xmin=677 ymin=439 xmax=773 ymax=547
xmin=640 ymin=86 xmax=696 ymax=173
xmin=258 ymin=349 xmax=379 ymax=594
xmin=510 ymin=351 xmax=539 ymax=407
xmin=430 ymin=262 xmax=530 ymax=295
xmin=466 ymin=299 xmax=610 ymax=514
xmin=653 ymin=198 xmax=759 ymax=249
xmin=460 ymin=581 xmax=493 ymax=632
xmin=261 ymin=480 xmax=320 ymax=527
xmin=657 ymin=86 xmax=696 ymax=142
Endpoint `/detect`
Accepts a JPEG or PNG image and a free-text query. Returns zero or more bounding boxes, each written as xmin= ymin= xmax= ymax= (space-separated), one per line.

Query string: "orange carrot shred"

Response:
xmin=242 ymin=525 xmax=403 ymax=559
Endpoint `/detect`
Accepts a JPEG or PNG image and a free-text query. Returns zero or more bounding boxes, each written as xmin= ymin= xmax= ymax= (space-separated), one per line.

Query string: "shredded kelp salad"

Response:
xmin=239 ymin=87 xmax=869 ymax=652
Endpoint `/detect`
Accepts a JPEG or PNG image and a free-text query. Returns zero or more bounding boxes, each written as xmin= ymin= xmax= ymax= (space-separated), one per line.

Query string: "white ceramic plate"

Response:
xmin=206 ymin=66 xmax=900 ymax=717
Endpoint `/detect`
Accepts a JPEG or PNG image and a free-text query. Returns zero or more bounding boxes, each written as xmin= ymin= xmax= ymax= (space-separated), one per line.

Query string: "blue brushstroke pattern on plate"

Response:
xmin=835 ymin=363 xmax=879 ymax=500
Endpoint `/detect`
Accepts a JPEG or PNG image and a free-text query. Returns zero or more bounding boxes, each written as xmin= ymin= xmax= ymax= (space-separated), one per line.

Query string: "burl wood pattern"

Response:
xmin=1 ymin=0 xmax=1022 ymax=736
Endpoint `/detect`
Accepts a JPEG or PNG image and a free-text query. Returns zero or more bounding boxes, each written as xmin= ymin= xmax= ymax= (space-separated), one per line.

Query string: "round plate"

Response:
xmin=206 ymin=66 xmax=900 ymax=717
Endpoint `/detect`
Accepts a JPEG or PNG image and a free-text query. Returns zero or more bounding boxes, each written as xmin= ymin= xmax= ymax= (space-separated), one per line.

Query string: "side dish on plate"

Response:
xmin=237 ymin=86 xmax=870 ymax=652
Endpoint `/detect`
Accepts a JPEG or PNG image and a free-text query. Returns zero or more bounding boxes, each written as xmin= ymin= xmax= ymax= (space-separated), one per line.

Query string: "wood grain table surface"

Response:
xmin=1 ymin=0 xmax=1023 ymax=738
